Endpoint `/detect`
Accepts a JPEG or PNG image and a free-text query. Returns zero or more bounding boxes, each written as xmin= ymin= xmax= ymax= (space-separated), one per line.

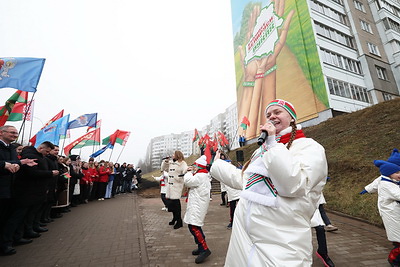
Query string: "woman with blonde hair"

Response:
xmin=210 ymin=99 xmax=327 ymax=266
xmin=161 ymin=150 xmax=188 ymax=229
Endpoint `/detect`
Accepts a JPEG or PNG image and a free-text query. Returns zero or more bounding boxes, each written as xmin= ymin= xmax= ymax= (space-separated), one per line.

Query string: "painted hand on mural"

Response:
xmin=238 ymin=1 xmax=295 ymax=139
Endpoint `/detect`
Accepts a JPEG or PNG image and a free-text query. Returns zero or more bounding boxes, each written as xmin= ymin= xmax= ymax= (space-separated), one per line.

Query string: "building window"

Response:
xmin=327 ymin=77 xmax=371 ymax=103
xmin=354 ymin=0 xmax=366 ymax=12
xmin=321 ymin=48 xmax=363 ymax=75
xmin=310 ymin=0 xmax=348 ymax=25
xmin=383 ymin=92 xmax=395 ymax=101
xmin=314 ymin=22 xmax=355 ymax=48
xmin=392 ymin=40 xmax=400 ymax=52
xmin=360 ymin=20 xmax=373 ymax=33
xmin=367 ymin=42 xmax=381 ymax=56
xmin=375 ymin=65 xmax=389 ymax=80
xmin=383 ymin=17 xmax=400 ymax=34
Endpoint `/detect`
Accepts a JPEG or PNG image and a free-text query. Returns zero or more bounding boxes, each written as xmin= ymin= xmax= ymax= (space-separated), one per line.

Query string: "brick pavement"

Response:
xmin=0 ymin=193 xmax=393 ymax=267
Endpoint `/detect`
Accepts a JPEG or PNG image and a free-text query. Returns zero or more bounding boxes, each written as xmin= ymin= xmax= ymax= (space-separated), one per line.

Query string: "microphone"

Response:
xmin=257 ymin=121 xmax=275 ymax=146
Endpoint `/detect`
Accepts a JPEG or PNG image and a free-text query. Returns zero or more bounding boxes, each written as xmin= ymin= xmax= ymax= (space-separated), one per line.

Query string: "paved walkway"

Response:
xmin=0 ymin=193 xmax=393 ymax=266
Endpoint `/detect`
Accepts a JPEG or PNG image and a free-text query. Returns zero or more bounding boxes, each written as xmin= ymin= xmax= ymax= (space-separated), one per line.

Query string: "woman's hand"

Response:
xmin=260 ymin=121 xmax=276 ymax=136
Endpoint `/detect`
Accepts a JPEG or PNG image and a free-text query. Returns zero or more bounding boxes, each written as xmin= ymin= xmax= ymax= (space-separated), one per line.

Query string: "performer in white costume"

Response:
xmin=210 ymin=99 xmax=327 ymax=267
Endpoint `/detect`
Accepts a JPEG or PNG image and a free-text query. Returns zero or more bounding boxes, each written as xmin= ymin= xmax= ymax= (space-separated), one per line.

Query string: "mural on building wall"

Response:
xmin=231 ymin=0 xmax=329 ymax=139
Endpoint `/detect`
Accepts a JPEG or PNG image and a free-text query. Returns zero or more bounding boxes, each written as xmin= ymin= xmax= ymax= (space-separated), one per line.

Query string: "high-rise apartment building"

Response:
xmin=147 ymin=104 xmax=239 ymax=170
xmin=309 ymin=0 xmax=399 ymax=114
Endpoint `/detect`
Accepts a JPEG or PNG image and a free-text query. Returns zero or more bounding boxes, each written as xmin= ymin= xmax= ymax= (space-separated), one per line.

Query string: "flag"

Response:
xmin=217 ymin=131 xmax=229 ymax=146
xmin=87 ymin=119 xmax=101 ymax=132
xmin=0 ymin=90 xmax=28 ymax=126
xmin=29 ymin=110 xmax=64 ymax=146
xmin=0 ymin=100 xmax=33 ymax=122
xmin=35 ymin=114 xmax=70 ymax=146
xmin=192 ymin=128 xmax=200 ymax=142
xmin=102 ymin=130 xmax=130 ymax=146
xmin=59 ymin=129 xmax=71 ymax=140
xmin=89 ymin=142 xmax=113 ymax=158
xmin=64 ymin=128 xmax=101 ymax=156
xmin=240 ymin=116 xmax=250 ymax=130
xmin=0 ymin=57 xmax=45 ymax=92
xmin=24 ymin=100 xmax=34 ymax=121
xmin=68 ymin=113 xmax=97 ymax=129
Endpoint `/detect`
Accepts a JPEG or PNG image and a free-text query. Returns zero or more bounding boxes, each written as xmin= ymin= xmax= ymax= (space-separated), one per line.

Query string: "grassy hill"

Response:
xmin=142 ymin=98 xmax=400 ymax=225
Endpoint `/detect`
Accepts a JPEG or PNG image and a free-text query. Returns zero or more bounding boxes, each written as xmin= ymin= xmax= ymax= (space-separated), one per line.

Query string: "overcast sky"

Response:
xmin=0 ymin=0 xmax=238 ymax=165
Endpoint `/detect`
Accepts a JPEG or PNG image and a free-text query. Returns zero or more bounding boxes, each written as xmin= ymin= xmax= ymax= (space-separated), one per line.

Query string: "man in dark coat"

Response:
xmin=0 ymin=126 xmax=21 ymax=256
xmin=42 ymin=145 xmax=60 ymax=223
xmin=1 ymin=141 xmax=58 ymax=254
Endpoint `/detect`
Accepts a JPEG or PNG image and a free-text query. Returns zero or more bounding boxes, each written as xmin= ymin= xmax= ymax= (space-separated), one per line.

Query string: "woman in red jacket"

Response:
xmin=80 ymin=162 xmax=92 ymax=204
xmin=97 ymin=161 xmax=111 ymax=200
xmin=88 ymin=160 xmax=99 ymax=201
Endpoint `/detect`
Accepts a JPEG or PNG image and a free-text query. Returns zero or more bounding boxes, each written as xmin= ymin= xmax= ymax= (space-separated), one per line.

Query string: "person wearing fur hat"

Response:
xmin=161 ymin=150 xmax=188 ymax=229
xmin=210 ymin=99 xmax=328 ymax=266
xmin=361 ymin=148 xmax=400 ymax=195
xmin=372 ymin=160 xmax=400 ymax=266
xmin=183 ymin=155 xmax=211 ymax=264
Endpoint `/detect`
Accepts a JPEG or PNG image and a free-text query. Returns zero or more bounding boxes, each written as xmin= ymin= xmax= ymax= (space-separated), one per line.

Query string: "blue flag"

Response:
xmin=68 ymin=113 xmax=97 ymax=129
xmin=35 ymin=114 xmax=70 ymax=147
xmin=0 ymin=57 xmax=45 ymax=92
xmin=89 ymin=142 xmax=113 ymax=158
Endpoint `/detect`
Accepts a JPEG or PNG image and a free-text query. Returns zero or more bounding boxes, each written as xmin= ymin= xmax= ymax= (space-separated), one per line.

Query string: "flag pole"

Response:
xmin=18 ymin=92 xmax=36 ymax=144
xmin=108 ymin=146 xmax=115 ymax=161
xmin=60 ymin=138 xmax=67 ymax=156
xmin=116 ymin=146 xmax=126 ymax=163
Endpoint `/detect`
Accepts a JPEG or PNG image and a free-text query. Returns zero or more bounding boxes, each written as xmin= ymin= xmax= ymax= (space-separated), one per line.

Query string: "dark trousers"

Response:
xmin=229 ymin=199 xmax=239 ymax=223
xmin=318 ymin=204 xmax=332 ymax=225
xmin=1 ymin=203 xmax=29 ymax=247
xmin=161 ymin=193 xmax=169 ymax=208
xmin=90 ymin=182 xmax=98 ymax=200
xmin=0 ymin=198 xmax=12 ymax=232
xmin=188 ymin=224 xmax=208 ymax=252
xmin=221 ymin=191 xmax=227 ymax=205
xmin=25 ymin=201 xmax=44 ymax=232
xmin=315 ymin=225 xmax=328 ymax=255
xmin=96 ymin=182 xmax=107 ymax=199
xmin=168 ymin=199 xmax=182 ymax=223
xmin=80 ymin=184 xmax=90 ymax=202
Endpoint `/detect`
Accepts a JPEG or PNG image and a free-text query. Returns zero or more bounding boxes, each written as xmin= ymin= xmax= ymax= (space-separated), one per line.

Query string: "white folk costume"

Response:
xmin=211 ymin=125 xmax=327 ymax=267
xmin=183 ymin=157 xmax=211 ymax=227
xmin=161 ymin=159 xmax=188 ymax=200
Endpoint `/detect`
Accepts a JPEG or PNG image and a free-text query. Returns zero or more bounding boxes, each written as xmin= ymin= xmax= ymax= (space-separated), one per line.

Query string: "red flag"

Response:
xmin=192 ymin=128 xmax=200 ymax=142
xmin=30 ymin=109 xmax=64 ymax=145
xmin=103 ymin=130 xmax=130 ymax=146
xmin=64 ymin=128 xmax=101 ymax=156
xmin=218 ymin=131 xmax=229 ymax=146
xmin=240 ymin=116 xmax=250 ymax=130
xmin=0 ymin=90 xmax=28 ymax=126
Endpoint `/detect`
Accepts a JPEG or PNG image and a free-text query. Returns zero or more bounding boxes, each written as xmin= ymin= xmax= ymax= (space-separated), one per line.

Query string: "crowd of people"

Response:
xmin=0 ymin=124 xmax=141 ymax=256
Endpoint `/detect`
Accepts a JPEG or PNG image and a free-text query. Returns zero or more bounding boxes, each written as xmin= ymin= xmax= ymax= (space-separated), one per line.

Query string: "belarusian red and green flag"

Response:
xmin=192 ymin=128 xmax=200 ymax=143
xmin=0 ymin=90 xmax=29 ymax=126
xmin=63 ymin=128 xmax=101 ymax=156
xmin=240 ymin=116 xmax=250 ymax=130
xmin=0 ymin=100 xmax=33 ymax=122
xmin=102 ymin=130 xmax=130 ymax=146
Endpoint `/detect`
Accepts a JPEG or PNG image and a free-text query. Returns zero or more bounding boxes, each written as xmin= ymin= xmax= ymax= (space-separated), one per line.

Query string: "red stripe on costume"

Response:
xmin=190 ymin=225 xmax=208 ymax=251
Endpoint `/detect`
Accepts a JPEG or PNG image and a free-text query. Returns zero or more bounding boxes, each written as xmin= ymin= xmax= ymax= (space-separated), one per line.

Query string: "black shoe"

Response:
xmin=33 ymin=227 xmax=48 ymax=233
xmin=1 ymin=246 xmax=16 ymax=256
xmin=227 ymin=222 xmax=232 ymax=229
xmin=39 ymin=223 xmax=47 ymax=227
xmin=169 ymin=220 xmax=176 ymax=225
xmin=24 ymin=231 xmax=41 ymax=238
xmin=316 ymin=252 xmax=335 ymax=267
xmin=192 ymin=248 xmax=200 ymax=255
xmin=41 ymin=219 xmax=51 ymax=223
xmin=51 ymin=213 xmax=63 ymax=219
xmin=14 ymin=238 xmax=33 ymax=246
xmin=173 ymin=221 xmax=183 ymax=229
xmin=195 ymin=249 xmax=211 ymax=264
xmin=220 ymin=203 xmax=226 ymax=206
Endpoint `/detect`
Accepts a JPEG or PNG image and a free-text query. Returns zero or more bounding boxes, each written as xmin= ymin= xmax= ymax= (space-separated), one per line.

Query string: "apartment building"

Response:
xmin=147 ymin=104 xmax=239 ymax=170
xmin=310 ymin=0 xmax=399 ymax=114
